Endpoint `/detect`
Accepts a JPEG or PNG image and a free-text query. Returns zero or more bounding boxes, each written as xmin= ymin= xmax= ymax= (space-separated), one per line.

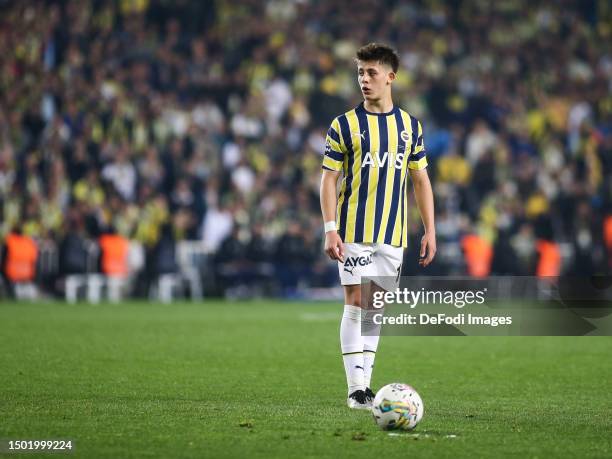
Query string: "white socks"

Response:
xmin=340 ymin=305 xmax=364 ymax=394
xmin=340 ymin=305 xmax=383 ymax=394
xmin=363 ymin=339 xmax=379 ymax=389
xmin=362 ymin=309 xmax=381 ymax=389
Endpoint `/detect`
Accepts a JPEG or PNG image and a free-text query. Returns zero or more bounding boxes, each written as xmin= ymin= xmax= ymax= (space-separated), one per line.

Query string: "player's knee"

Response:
xmin=344 ymin=286 xmax=362 ymax=307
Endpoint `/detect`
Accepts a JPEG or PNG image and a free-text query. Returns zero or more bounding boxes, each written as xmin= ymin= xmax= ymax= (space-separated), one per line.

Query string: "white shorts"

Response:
xmin=338 ymin=242 xmax=404 ymax=291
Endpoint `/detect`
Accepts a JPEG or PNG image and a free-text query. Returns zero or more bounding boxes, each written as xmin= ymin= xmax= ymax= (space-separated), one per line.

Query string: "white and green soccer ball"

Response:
xmin=371 ymin=383 xmax=424 ymax=431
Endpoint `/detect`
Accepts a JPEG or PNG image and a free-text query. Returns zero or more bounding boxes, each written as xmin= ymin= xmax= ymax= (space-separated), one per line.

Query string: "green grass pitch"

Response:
xmin=1 ymin=301 xmax=611 ymax=458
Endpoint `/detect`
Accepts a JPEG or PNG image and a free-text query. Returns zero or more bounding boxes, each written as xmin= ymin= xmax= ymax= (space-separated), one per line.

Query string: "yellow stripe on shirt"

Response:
xmin=364 ymin=114 xmax=380 ymax=242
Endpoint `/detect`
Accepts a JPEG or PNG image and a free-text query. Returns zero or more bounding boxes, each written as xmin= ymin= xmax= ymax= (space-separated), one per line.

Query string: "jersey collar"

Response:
xmin=357 ymin=101 xmax=397 ymax=116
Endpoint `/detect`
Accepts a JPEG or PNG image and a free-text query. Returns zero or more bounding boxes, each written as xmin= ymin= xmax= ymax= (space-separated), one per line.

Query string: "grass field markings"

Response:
xmin=299 ymin=312 xmax=339 ymax=321
xmin=387 ymin=432 xmax=428 ymax=440
xmin=387 ymin=430 xmax=458 ymax=440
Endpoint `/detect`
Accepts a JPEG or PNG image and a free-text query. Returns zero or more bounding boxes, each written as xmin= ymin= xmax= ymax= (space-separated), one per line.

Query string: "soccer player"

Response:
xmin=320 ymin=43 xmax=436 ymax=410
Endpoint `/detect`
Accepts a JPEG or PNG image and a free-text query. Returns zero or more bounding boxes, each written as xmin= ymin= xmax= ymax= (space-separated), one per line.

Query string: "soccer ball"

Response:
xmin=371 ymin=383 xmax=424 ymax=431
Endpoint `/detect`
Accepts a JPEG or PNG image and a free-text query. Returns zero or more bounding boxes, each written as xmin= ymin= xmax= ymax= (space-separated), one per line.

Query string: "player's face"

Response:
xmin=357 ymin=61 xmax=395 ymax=102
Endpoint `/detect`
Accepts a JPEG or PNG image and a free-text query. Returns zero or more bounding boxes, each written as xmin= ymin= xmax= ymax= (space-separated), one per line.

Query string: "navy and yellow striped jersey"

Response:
xmin=322 ymin=102 xmax=427 ymax=248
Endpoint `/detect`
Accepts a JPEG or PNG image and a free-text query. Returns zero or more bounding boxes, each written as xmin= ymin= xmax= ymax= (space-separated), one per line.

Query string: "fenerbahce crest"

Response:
xmin=343 ymin=252 xmax=373 ymax=274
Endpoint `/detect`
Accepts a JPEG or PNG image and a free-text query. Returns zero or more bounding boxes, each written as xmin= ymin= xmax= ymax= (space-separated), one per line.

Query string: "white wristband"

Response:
xmin=324 ymin=221 xmax=337 ymax=233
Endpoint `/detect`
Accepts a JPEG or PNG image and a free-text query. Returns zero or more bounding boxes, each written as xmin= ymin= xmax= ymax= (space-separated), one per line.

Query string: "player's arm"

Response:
xmin=409 ymin=167 xmax=436 ymax=267
xmin=320 ymin=117 xmax=346 ymax=262
xmin=320 ymin=169 xmax=344 ymax=262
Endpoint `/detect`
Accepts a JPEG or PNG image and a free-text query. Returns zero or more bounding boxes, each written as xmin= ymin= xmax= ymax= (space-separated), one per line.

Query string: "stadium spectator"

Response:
xmin=98 ymin=226 xmax=130 ymax=278
xmin=461 ymin=234 xmax=493 ymax=278
xmin=147 ymin=223 xmax=178 ymax=277
xmin=274 ymin=221 xmax=311 ymax=296
xmin=58 ymin=216 xmax=89 ymax=275
xmin=1 ymin=225 xmax=39 ymax=297
xmin=536 ymin=239 xmax=562 ymax=278
xmin=0 ymin=0 xmax=610 ymax=298
xmin=102 ymin=145 xmax=137 ymax=202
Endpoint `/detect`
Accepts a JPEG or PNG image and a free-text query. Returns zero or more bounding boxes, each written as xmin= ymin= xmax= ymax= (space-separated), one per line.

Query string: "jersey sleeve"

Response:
xmin=322 ymin=117 xmax=346 ymax=171
xmin=408 ymin=120 xmax=427 ymax=170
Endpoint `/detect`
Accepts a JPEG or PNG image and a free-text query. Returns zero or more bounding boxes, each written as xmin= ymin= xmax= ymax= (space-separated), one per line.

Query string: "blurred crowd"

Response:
xmin=1 ymin=0 xmax=611 ymax=297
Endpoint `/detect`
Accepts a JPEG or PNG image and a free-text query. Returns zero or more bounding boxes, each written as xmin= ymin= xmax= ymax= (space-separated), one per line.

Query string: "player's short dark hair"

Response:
xmin=356 ymin=43 xmax=399 ymax=73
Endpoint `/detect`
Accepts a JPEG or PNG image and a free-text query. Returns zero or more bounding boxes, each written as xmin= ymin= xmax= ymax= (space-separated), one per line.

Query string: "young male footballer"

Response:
xmin=320 ymin=43 xmax=436 ymax=410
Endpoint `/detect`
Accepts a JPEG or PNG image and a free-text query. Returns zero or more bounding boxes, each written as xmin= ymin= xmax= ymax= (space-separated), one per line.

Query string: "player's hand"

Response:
xmin=324 ymin=231 xmax=344 ymax=262
xmin=419 ymin=231 xmax=436 ymax=267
